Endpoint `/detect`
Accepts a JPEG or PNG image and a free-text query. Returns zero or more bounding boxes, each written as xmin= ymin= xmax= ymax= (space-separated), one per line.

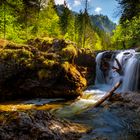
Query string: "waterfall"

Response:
xmin=95 ymin=50 xmax=140 ymax=92
xmin=95 ymin=52 xmax=106 ymax=84
xmin=123 ymin=53 xmax=140 ymax=92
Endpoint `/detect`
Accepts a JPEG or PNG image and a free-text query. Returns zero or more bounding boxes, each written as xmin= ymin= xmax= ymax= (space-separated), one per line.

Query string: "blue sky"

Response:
xmin=55 ymin=0 xmax=120 ymax=23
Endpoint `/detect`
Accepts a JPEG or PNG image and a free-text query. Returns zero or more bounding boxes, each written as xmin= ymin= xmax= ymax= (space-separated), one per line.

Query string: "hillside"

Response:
xmin=57 ymin=5 xmax=116 ymax=33
xmin=90 ymin=15 xmax=116 ymax=33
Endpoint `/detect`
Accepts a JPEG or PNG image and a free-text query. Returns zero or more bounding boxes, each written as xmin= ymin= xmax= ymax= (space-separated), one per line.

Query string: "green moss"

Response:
xmin=79 ymin=48 xmax=95 ymax=58
xmin=27 ymin=37 xmax=53 ymax=50
xmin=0 ymin=49 xmax=33 ymax=61
xmin=61 ymin=44 xmax=77 ymax=62
xmin=43 ymin=59 xmax=56 ymax=67
xmin=0 ymin=46 xmax=35 ymax=69
xmin=43 ymin=37 xmax=54 ymax=44
xmin=4 ymin=42 xmax=28 ymax=50
xmin=61 ymin=61 xmax=70 ymax=72
xmin=61 ymin=61 xmax=87 ymax=88
xmin=38 ymin=69 xmax=51 ymax=80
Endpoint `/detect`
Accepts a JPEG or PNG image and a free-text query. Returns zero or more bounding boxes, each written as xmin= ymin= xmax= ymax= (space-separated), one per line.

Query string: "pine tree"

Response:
xmin=38 ymin=0 xmax=61 ymax=37
xmin=117 ymin=0 xmax=140 ymax=23
xmin=59 ymin=0 xmax=75 ymax=40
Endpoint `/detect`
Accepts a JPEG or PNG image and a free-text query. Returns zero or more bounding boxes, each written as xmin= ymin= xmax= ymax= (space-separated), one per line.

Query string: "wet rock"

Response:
xmin=0 ymin=110 xmax=90 ymax=140
xmin=135 ymin=47 xmax=140 ymax=52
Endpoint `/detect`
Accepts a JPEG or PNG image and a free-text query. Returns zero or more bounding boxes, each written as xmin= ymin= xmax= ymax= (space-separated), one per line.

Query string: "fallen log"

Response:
xmin=112 ymin=58 xmax=123 ymax=75
xmin=93 ymin=80 xmax=122 ymax=107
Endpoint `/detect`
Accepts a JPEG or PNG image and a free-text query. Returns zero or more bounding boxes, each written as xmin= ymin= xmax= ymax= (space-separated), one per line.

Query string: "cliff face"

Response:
xmin=0 ymin=38 xmax=96 ymax=101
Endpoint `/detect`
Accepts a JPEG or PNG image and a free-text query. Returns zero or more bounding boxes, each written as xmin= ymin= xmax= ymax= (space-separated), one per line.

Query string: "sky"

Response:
xmin=55 ymin=0 xmax=121 ymax=23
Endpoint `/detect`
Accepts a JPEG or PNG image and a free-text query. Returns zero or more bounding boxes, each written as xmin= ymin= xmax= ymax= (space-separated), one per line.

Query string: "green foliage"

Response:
xmin=0 ymin=1 xmax=20 ymax=42
xmin=111 ymin=16 xmax=140 ymax=49
xmin=38 ymin=0 xmax=61 ymax=37
xmin=94 ymin=33 xmax=103 ymax=50
xmin=0 ymin=0 xmax=113 ymax=50
xmin=59 ymin=5 xmax=75 ymax=41
xmin=111 ymin=0 xmax=140 ymax=49
xmin=117 ymin=0 xmax=140 ymax=23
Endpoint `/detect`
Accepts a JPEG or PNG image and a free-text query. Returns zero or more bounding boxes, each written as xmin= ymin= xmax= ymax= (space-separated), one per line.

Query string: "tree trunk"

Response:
xmin=93 ymin=80 xmax=122 ymax=107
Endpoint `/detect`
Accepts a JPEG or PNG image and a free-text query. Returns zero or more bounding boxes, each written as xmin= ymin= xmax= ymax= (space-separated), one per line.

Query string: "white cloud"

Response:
xmin=55 ymin=0 xmax=64 ymax=5
xmin=67 ymin=3 xmax=72 ymax=10
xmin=55 ymin=0 xmax=72 ymax=10
xmin=73 ymin=0 xmax=81 ymax=7
xmin=95 ymin=7 xmax=102 ymax=14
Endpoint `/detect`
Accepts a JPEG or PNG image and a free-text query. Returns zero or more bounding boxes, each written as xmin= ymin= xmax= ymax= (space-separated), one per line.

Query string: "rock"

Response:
xmin=135 ymin=47 xmax=140 ymax=52
xmin=0 ymin=62 xmax=86 ymax=100
xmin=0 ymin=38 xmax=95 ymax=101
xmin=74 ymin=48 xmax=96 ymax=85
xmin=61 ymin=44 xmax=78 ymax=64
xmin=60 ymin=62 xmax=87 ymax=95
xmin=0 ymin=110 xmax=90 ymax=140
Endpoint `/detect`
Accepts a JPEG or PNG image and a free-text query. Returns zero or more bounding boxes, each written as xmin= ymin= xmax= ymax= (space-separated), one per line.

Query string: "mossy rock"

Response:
xmin=61 ymin=44 xmax=78 ymax=62
xmin=61 ymin=62 xmax=87 ymax=89
xmin=0 ymin=38 xmax=96 ymax=100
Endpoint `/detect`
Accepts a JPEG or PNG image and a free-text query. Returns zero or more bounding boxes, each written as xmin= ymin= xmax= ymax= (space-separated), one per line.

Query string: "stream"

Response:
xmin=0 ymin=50 xmax=140 ymax=140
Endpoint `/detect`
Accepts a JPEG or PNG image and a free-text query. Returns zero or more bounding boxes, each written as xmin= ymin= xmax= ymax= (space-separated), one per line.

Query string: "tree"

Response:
xmin=59 ymin=0 xmax=75 ymax=40
xmin=117 ymin=0 xmax=140 ymax=23
xmin=38 ymin=0 xmax=61 ymax=37
xmin=0 ymin=0 xmax=23 ymax=41
xmin=0 ymin=0 xmax=7 ymax=39
xmin=111 ymin=16 xmax=140 ymax=49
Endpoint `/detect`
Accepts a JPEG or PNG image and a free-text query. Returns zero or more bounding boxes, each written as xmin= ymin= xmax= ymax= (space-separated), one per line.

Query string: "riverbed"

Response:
xmin=0 ymin=86 xmax=140 ymax=140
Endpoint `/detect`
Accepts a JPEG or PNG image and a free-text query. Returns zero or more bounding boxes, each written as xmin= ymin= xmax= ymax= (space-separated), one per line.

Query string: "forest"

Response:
xmin=0 ymin=0 xmax=139 ymax=50
xmin=0 ymin=0 xmax=114 ymax=50
xmin=0 ymin=0 xmax=140 ymax=140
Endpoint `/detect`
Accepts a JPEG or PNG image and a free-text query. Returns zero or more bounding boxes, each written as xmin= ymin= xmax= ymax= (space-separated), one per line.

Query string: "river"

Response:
xmin=0 ymin=50 xmax=140 ymax=139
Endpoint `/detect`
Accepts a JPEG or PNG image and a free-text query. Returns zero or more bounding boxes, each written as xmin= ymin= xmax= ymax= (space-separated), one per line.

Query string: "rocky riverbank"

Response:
xmin=0 ymin=110 xmax=90 ymax=140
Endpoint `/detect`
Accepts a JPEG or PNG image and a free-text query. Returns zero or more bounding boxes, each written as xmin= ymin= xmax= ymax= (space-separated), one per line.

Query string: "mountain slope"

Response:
xmin=90 ymin=15 xmax=116 ymax=33
xmin=57 ymin=5 xmax=116 ymax=33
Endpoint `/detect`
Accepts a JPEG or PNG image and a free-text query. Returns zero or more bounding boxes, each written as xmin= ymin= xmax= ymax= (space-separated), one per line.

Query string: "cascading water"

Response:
xmin=95 ymin=52 xmax=106 ymax=84
xmin=122 ymin=52 xmax=140 ymax=92
xmin=95 ymin=50 xmax=140 ymax=92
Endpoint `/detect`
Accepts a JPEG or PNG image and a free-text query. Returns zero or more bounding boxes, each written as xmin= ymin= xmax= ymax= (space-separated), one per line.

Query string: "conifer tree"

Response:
xmin=59 ymin=0 xmax=75 ymax=40
xmin=38 ymin=0 xmax=61 ymax=37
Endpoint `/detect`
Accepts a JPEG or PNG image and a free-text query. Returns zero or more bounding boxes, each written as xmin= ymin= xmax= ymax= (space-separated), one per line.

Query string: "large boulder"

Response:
xmin=0 ymin=62 xmax=87 ymax=100
xmin=0 ymin=39 xmax=89 ymax=101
